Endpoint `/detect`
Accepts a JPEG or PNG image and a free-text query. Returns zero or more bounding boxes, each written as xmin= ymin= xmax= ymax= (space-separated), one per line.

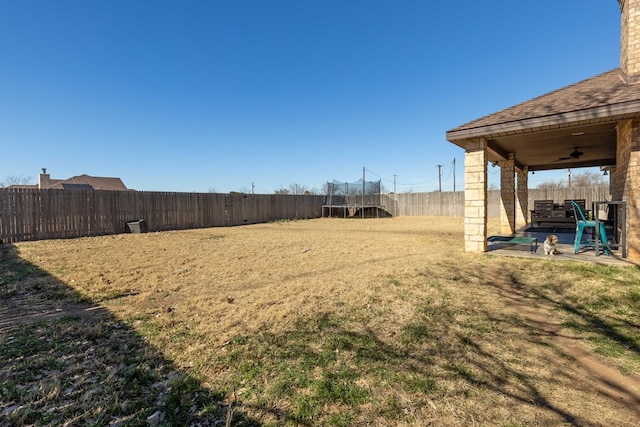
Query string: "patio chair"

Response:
xmin=570 ymin=200 xmax=609 ymax=255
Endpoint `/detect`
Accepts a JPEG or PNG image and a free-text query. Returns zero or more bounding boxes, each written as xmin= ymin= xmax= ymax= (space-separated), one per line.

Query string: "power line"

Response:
xmin=364 ymin=168 xmax=395 ymax=184
xmin=443 ymin=162 xmax=453 ymax=182
xmin=365 ymin=168 xmax=438 ymax=186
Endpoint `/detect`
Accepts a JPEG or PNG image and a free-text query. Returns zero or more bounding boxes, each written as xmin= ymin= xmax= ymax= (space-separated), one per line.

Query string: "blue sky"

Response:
xmin=1 ymin=1 xmax=622 ymax=193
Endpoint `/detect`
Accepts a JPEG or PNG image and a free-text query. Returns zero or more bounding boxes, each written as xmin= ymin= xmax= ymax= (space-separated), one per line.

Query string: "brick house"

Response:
xmin=446 ymin=0 xmax=640 ymax=263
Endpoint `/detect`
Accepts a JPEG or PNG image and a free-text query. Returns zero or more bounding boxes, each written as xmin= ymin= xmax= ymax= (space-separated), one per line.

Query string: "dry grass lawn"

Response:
xmin=2 ymin=217 xmax=640 ymax=426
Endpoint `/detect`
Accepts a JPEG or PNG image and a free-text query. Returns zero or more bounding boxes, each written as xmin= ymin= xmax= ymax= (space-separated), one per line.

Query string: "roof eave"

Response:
xmin=446 ymin=100 xmax=640 ymax=145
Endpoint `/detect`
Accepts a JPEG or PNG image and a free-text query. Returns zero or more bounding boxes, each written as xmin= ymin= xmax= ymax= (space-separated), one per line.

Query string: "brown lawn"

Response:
xmin=2 ymin=217 xmax=640 ymax=426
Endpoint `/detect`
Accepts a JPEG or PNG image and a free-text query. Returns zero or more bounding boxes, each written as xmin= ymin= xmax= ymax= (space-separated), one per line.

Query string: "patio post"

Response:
xmin=499 ymin=153 xmax=516 ymax=235
xmin=516 ymin=166 xmax=529 ymax=230
xmin=463 ymin=138 xmax=488 ymax=252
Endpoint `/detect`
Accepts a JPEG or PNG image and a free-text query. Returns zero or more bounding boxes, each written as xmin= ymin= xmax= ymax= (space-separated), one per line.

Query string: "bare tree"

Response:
xmin=325 ymin=181 xmax=343 ymax=195
xmin=537 ymin=170 xmax=605 ymax=188
xmin=536 ymin=179 xmax=565 ymax=189
xmin=1 ymin=175 xmax=34 ymax=188
xmin=274 ymin=184 xmax=315 ymax=195
xmin=321 ymin=182 xmax=330 ymax=195
xmin=571 ymin=170 xmax=606 ymax=187
xmin=288 ymin=183 xmax=309 ymax=195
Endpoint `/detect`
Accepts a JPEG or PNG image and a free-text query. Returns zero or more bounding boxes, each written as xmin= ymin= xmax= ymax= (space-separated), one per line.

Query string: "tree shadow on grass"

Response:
xmin=192 ymin=254 xmax=640 ymax=426
xmin=214 ymin=309 xmax=607 ymax=426
xmin=0 ymin=243 xmax=260 ymax=426
xmin=215 ymin=313 xmax=440 ymax=426
xmin=452 ymin=261 xmax=640 ymax=420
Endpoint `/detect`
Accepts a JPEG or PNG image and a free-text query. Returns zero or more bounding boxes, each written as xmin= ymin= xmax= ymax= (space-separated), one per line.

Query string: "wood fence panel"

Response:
xmin=389 ymin=186 xmax=610 ymax=218
xmin=0 ymin=186 xmax=610 ymax=243
xmin=0 ymin=189 xmax=325 ymax=243
xmin=393 ymin=192 xmax=465 ymax=217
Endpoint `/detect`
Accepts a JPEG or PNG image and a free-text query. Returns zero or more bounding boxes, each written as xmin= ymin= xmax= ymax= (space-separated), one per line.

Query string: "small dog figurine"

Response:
xmin=543 ymin=234 xmax=559 ymax=256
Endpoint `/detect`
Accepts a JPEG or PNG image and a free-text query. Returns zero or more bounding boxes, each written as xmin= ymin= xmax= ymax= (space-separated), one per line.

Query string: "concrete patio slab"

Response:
xmin=487 ymin=229 xmax=635 ymax=267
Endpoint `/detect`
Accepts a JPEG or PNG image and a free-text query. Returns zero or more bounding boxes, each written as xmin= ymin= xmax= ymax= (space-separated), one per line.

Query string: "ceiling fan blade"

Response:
xmin=570 ymin=147 xmax=584 ymax=158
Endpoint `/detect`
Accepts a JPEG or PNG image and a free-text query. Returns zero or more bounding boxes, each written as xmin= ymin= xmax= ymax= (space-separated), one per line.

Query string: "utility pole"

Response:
xmin=453 ymin=158 xmax=456 ymax=192
xmin=567 ymin=168 xmax=572 ymax=188
xmin=362 ymin=166 xmax=366 ymax=219
xmin=393 ymin=174 xmax=397 ymax=216
xmin=437 ymin=165 xmax=443 ymax=192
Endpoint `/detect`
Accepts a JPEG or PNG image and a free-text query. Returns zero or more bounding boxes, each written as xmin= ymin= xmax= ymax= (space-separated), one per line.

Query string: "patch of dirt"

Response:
xmin=493 ymin=278 xmax=640 ymax=417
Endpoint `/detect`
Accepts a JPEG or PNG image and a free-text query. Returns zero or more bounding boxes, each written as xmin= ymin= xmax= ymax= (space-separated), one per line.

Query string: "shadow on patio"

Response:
xmin=487 ymin=225 xmax=636 ymax=267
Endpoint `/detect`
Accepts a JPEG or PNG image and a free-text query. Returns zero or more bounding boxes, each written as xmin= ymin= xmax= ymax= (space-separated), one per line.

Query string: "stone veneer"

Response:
xmin=464 ymin=138 xmax=488 ymax=252
xmin=499 ymin=154 xmax=516 ymax=235
xmin=516 ymin=167 xmax=529 ymax=230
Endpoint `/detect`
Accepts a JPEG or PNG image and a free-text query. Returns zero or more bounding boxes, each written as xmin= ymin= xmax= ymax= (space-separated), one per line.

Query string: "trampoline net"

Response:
xmin=326 ymin=179 xmax=382 ymax=206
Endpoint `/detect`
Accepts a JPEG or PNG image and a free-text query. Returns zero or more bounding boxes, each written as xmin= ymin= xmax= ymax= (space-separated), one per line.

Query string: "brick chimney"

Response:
xmin=620 ymin=0 xmax=640 ymax=83
xmin=38 ymin=168 xmax=50 ymax=189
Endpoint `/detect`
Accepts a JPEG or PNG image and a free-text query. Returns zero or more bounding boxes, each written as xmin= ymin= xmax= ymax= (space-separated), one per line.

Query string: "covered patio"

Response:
xmin=485 ymin=225 xmax=633 ymax=267
xmin=446 ymin=0 xmax=640 ymax=265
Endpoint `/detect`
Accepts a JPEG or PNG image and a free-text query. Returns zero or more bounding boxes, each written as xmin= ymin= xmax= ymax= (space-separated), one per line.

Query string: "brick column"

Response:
xmin=464 ymin=138 xmax=488 ymax=252
xmin=616 ymin=119 xmax=640 ymax=263
xmin=516 ymin=166 xmax=529 ymax=230
xmin=499 ymin=154 xmax=516 ymax=235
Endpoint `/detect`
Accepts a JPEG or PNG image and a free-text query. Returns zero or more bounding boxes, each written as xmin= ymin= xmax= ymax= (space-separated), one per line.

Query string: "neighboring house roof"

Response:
xmin=46 ymin=179 xmax=64 ymax=188
xmin=48 ymin=174 xmax=128 ymax=191
xmin=447 ymin=69 xmax=640 ymax=139
xmin=61 ymin=183 xmax=94 ymax=190
xmin=3 ymin=185 xmax=37 ymax=189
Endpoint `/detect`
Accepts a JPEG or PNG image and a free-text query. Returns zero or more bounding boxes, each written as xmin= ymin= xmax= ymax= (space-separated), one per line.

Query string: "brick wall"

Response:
xmin=615 ymin=119 xmax=640 ymax=262
xmin=621 ymin=0 xmax=640 ymax=82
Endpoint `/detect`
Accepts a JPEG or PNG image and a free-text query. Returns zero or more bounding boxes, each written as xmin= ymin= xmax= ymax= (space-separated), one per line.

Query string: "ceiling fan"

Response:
xmin=554 ymin=147 xmax=584 ymax=162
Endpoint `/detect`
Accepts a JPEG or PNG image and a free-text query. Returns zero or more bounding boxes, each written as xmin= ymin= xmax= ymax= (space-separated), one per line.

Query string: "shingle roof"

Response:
xmin=447 ymin=69 xmax=640 ymax=136
xmin=49 ymin=175 xmax=128 ymax=191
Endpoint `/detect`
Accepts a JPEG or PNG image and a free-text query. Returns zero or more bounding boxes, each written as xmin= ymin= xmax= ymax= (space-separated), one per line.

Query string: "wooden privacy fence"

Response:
xmin=391 ymin=186 xmax=611 ymax=218
xmin=0 ymin=188 xmax=324 ymax=243
xmin=1 ymin=186 xmax=613 ymax=243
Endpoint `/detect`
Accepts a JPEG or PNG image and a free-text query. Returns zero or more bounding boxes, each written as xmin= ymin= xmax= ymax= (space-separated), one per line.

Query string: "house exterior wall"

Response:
xmin=615 ymin=119 xmax=640 ymax=262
